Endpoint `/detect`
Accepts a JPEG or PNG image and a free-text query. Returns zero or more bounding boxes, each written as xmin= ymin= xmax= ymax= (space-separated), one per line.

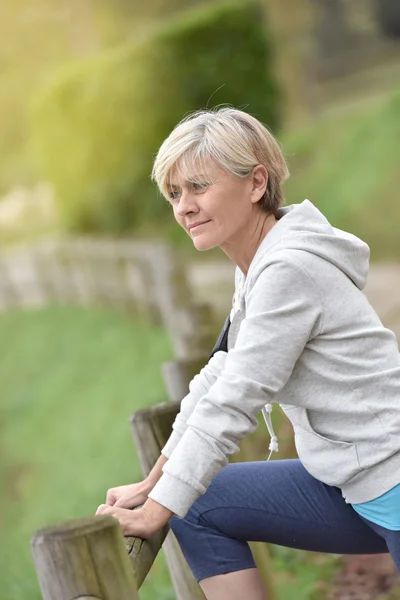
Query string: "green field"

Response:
xmin=0 ymin=306 xmax=339 ymax=599
xmin=0 ymin=306 xmax=176 ymax=600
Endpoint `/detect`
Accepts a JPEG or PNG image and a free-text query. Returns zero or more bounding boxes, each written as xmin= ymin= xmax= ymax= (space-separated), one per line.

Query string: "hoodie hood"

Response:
xmin=247 ymin=200 xmax=370 ymax=291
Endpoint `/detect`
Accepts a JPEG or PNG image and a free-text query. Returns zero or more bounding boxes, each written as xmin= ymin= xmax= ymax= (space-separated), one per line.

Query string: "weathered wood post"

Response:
xmin=131 ymin=399 xmax=206 ymax=600
xmin=31 ymin=512 xmax=169 ymax=599
xmin=142 ymin=243 xmax=216 ymax=360
xmin=31 ymin=516 xmax=139 ymax=600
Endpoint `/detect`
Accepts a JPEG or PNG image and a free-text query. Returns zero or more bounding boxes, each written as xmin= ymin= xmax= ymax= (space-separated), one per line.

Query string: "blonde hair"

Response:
xmin=151 ymin=107 xmax=289 ymax=214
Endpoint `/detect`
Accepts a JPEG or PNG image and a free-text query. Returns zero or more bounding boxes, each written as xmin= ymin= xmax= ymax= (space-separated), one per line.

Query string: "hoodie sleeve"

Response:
xmin=149 ymin=260 xmax=323 ymax=517
xmin=161 ymin=350 xmax=228 ymax=458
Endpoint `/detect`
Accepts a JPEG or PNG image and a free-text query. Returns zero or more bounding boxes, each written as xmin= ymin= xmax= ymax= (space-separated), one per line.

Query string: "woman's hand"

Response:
xmin=105 ymin=480 xmax=151 ymax=509
xmin=96 ymin=498 xmax=174 ymax=538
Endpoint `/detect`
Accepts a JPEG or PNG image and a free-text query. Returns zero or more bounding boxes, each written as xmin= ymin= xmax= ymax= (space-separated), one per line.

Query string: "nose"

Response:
xmin=176 ymin=190 xmax=199 ymax=217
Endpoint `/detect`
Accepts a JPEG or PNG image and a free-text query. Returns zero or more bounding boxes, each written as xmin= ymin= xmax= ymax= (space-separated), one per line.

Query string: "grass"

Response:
xmin=0 ymin=305 xmax=175 ymax=600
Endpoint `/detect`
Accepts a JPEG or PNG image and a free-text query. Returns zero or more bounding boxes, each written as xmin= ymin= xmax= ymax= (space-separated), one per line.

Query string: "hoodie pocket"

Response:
xmin=286 ymin=407 xmax=362 ymax=487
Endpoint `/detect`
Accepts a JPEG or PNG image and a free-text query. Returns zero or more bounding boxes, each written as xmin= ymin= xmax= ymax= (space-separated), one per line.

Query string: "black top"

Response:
xmin=209 ymin=315 xmax=231 ymax=360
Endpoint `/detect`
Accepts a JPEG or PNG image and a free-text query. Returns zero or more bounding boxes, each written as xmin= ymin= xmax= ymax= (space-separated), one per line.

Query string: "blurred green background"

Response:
xmin=1 ymin=1 xmax=400 ymax=599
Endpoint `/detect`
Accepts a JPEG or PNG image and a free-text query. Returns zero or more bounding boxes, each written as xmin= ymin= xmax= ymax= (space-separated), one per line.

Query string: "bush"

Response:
xmin=30 ymin=0 xmax=281 ymax=235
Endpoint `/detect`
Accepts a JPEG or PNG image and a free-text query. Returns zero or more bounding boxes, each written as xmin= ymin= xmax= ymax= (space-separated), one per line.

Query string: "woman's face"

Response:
xmin=167 ymin=162 xmax=265 ymax=252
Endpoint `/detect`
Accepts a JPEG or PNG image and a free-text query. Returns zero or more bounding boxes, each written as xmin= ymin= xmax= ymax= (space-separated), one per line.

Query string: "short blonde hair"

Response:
xmin=151 ymin=107 xmax=289 ymax=213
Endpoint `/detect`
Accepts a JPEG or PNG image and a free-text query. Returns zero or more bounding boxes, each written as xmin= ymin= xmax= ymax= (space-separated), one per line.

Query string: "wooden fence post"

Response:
xmin=162 ymin=357 xmax=208 ymax=402
xmin=31 ymin=516 xmax=139 ymax=600
xmin=143 ymin=244 xmax=216 ymax=359
xmin=130 ymin=401 xmax=206 ymax=600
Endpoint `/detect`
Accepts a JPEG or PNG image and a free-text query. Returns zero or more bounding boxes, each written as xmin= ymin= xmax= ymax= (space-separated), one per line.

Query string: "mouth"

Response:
xmin=188 ymin=220 xmax=211 ymax=232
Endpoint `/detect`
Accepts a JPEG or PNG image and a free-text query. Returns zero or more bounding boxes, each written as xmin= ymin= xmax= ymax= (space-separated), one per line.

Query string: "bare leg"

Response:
xmin=199 ymin=567 xmax=268 ymax=600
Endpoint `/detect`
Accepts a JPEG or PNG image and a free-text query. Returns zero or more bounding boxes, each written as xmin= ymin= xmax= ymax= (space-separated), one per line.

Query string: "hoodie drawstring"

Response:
xmin=262 ymin=403 xmax=279 ymax=460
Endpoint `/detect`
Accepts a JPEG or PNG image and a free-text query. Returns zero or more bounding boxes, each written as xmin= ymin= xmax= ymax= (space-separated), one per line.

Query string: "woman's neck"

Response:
xmin=221 ymin=212 xmax=277 ymax=276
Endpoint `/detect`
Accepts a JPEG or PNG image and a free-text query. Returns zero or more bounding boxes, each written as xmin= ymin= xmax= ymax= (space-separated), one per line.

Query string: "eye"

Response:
xmin=168 ymin=189 xmax=181 ymax=202
xmin=191 ymin=182 xmax=209 ymax=193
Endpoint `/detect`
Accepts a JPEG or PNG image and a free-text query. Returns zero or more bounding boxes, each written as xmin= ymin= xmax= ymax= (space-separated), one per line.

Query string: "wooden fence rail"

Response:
xmin=0 ymin=237 xmax=217 ymax=359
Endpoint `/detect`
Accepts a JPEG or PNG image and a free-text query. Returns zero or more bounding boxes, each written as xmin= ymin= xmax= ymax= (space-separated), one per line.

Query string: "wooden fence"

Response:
xmin=30 ymin=367 xmax=278 ymax=600
xmin=0 ymin=237 xmax=217 ymax=360
xmin=8 ymin=238 xmax=399 ymax=598
xmin=19 ymin=237 xmax=278 ymax=599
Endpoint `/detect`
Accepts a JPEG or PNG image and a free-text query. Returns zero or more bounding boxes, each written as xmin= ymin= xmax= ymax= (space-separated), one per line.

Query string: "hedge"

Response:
xmin=30 ymin=0 xmax=281 ymax=234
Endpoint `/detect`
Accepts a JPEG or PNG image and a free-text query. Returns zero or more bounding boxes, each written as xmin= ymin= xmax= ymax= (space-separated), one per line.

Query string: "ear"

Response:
xmin=250 ymin=165 xmax=268 ymax=204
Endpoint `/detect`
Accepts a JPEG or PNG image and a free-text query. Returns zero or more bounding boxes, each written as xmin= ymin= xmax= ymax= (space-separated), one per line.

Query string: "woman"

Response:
xmin=96 ymin=107 xmax=400 ymax=600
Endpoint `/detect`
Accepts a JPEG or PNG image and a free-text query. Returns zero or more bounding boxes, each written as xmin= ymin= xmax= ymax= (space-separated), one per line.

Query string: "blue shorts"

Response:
xmin=169 ymin=459 xmax=398 ymax=583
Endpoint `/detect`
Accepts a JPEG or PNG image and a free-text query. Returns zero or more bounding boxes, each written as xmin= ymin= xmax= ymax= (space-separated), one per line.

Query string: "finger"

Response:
xmin=114 ymin=498 xmax=129 ymax=508
xmin=96 ymin=504 xmax=110 ymax=515
xmin=106 ymin=491 xmax=116 ymax=505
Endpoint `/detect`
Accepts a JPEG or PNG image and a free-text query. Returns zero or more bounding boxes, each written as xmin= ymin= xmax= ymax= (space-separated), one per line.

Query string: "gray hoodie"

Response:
xmin=149 ymin=200 xmax=400 ymax=518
